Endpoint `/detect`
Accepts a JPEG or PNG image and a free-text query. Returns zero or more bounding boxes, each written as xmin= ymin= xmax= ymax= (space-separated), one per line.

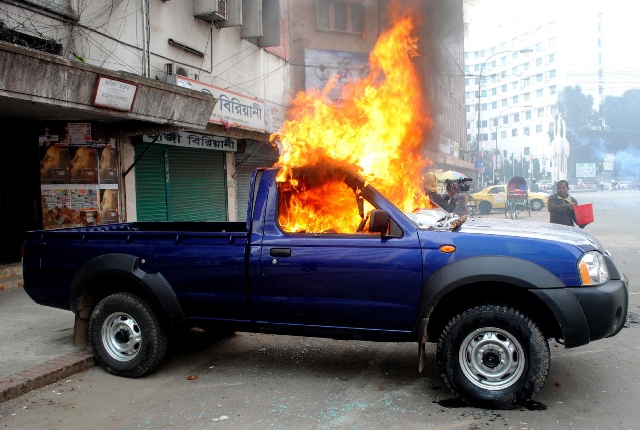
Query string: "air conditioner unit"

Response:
xmin=165 ymin=63 xmax=198 ymax=80
xmin=193 ymin=0 xmax=227 ymax=22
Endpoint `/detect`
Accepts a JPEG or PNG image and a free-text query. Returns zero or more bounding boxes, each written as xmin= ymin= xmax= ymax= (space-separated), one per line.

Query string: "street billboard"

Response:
xmin=576 ymin=163 xmax=596 ymax=178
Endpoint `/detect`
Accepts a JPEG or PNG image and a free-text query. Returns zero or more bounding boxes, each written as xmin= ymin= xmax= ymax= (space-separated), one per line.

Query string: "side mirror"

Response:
xmin=369 ymin=210 xmax=389 ymax=234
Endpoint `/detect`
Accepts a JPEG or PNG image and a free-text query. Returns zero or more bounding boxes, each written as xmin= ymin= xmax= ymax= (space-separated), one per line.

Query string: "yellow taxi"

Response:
xmin=470 ymin=184 xmax=549 ymax=215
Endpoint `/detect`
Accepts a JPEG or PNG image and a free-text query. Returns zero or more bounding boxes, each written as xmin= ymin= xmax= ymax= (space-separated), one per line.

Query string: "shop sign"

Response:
xmin=93 ymin=76 xmax=138 ymax=111
xmin=143 ymin=132 xmax=238 ymax=152
xmin=171 ymin=76 xmax=266 ymax=132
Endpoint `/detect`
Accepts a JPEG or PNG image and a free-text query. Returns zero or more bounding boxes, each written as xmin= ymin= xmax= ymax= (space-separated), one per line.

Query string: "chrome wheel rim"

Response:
xmin=102 ymin=312 xmax=142 ymax=362
xmin=459 ymin=327 xmax=525 ymax=390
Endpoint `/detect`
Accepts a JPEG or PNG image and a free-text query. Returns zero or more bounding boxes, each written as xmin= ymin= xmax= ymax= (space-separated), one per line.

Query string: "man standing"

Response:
xmin=548 ymin=180 xmax=582 ymax=227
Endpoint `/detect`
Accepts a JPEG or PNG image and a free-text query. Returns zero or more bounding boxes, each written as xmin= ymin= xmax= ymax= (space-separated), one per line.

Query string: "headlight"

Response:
xmin=578 ymin=251 xmax=610 ymax=286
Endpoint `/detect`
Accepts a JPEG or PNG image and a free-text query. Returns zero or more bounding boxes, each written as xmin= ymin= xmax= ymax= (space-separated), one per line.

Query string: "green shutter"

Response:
xmin=167 ymin=146 xmax=227 ymax=221
xmin=134 ymin=144 xmax=168 ymax=221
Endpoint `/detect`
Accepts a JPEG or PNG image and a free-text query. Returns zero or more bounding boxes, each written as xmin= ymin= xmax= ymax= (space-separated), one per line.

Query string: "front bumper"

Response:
xmin=531 ymin=277 xmax=628 ymax=348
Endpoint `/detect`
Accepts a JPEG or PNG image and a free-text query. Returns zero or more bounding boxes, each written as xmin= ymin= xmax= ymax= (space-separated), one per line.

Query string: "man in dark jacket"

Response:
xmin=548 ymin=180 xmax=582 ymax=227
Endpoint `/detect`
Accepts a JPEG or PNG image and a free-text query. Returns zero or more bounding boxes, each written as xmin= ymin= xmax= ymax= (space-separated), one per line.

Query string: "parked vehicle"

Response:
xmin=470 ymin=184 xmax=549 ymax=215
xmin=21 ymin=166 xmax=628 ymax=409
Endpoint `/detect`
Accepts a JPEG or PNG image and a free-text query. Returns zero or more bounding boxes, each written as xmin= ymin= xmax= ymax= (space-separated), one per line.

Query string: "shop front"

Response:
xmin=0 ymin=41 xmax=217 ymax=263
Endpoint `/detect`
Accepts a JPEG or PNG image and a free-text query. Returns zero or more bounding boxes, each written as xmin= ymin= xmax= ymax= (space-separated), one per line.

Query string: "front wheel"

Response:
xmin=89 ymin=292 xmax=168 ymax=378
xmin=436 ymin=305 xmax=550 ymax=409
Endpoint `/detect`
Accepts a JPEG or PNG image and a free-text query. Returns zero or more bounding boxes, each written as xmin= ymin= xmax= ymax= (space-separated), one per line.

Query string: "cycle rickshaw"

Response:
xmin=505 ymin=176 xmax=531 ymax=219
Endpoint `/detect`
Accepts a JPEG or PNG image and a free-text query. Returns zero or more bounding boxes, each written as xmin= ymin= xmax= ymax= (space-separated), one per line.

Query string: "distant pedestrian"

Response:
xmin=548 ymin=180 xmax=584 ymax=228
xmin=599 ymin=180 xmax=604 ymax=191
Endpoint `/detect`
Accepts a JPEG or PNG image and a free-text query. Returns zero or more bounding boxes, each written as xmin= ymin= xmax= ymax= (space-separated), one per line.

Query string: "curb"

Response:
xmin=0 ymin=348 xmax=95 ymax=403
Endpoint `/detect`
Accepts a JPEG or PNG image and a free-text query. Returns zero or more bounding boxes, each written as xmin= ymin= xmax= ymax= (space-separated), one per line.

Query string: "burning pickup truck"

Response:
xmin=21 ymin=165 xmax=628 ymax=409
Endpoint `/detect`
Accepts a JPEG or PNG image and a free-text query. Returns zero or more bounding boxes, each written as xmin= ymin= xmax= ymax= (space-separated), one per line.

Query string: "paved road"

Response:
xmin=1 ymin=190 xmax=639 ymax=430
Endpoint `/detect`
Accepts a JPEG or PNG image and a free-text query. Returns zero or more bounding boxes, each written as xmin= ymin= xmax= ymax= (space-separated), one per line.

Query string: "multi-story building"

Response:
xmin=0 ymin=0 xmax=289 ymax=262
xmin=0 ymin=0 xmax=467 ymax=262
xmin=464 ymin=8 xmax=607 ymax=186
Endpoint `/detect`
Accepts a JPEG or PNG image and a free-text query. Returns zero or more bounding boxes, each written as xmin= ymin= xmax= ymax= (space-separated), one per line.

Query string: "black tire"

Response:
xmin=89 ymin=292 xmax=168 ymax=378
xmin=436 ymin=305 xmax=550 ymax=409
xmin=530 ymin=199 xmax=544 ymax=211
xmin=478 ymin=201 xmax=492 ymax=215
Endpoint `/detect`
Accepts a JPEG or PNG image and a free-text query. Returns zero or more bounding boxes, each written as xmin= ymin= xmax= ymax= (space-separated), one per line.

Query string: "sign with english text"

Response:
xmin=93 ymin=77 xmax=138 ymax=111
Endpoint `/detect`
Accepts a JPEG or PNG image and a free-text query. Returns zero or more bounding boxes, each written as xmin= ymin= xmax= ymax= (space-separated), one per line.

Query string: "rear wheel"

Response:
xmin=530 ymin=199 xmax=544 ymax=211
xmin=436 ymin=305 xmax=550 ymax=409
xmin=89 ymin=292 xmax=168 ymax=378
xmin=478 ymin=201 xmax=492 ymax=215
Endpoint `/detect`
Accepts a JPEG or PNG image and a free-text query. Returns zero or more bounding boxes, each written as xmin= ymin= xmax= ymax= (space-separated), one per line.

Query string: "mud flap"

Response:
xmin=418 ymin=318 xmax=429 ymax=373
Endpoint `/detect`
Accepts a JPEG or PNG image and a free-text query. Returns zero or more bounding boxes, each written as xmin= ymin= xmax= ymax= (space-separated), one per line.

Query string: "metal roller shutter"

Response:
xmin=168 ymin=147 xmax=227 ymax=221
xmin=134 ymin=144 xmax=227 ymax=222
xmin=235 ymin=141 xmax=279 ymax=221
xmin=134 ymin=144 xmax=168 ymax=221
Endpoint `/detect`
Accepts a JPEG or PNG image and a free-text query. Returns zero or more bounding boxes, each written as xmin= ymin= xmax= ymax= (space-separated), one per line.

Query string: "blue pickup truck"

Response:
xmin=22 ymin=167 xmax=628 ymax=409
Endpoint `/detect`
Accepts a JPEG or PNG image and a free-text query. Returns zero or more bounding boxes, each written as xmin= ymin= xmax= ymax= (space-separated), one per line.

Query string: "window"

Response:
xmin=524 ymin=62 xmax=530 ymax=71
xmin=500 ymin=130 xmax=507 ymax=139
xmin=466 ymin=105 xmax=471 ymax=113
xmin=524 ymin=92 xmax=531 ymax=101
xmin=464 ymin=52 xmax=469 ymax=60
xmin=512 ymin=128 xmax=518 ymax=137
xmin=502 ymin=84 xmax=507 ymax=92
xmin=513 ymin=95 xmax=519 ymax=104
xmin=465 ymin=66 xmax=471 ymax=73
xmin=549 ymin=37 xmax=556 ymax=47
xmin=491 ymin=88 xmax=497 ymax=96
xmin=475 ymin=90 xmax=480 ymax=97
xmin=492 ymin=118 xmax=498 ymax=126
xmin=481 ymin=89 xmax=487 ymax=97
xmin=317 ymin=0 xmax=366 ymax=34
xmin=514 ymin=113 xmax=520 ymax=122
xmin=512 ymin=82 xmax=518 ymax=90
xmin=549 ymin=122 xmax=555 ymax=131
xmin=491 ymin=101 xmax=498 ymax=109
xmin=536 ymin=124 xmax=543 ymax=133
xmin=512 ymin=66 xmax=518 ymax=76
xmin=482 ymin=103 xmax=488 ymax=111
xmin=502 ymin=115 xmax=508 ymax=124
xmin=548 ymin=53 xmax=555 ymax=62
xmin=491 ymin=132 xmax=497 ymax=140
xmin=465 ymin=78 xmax=470 ymax=85
xmin=481 ymin=134 xmax=488 ymax=141
xmin=538 ymin=107 xmax=544 ymax=117
xmin=549 ymin=69 xmax=557 ymax=78
xmin=550 ymin=85 xmax=557 ymax=95
xmin=551 ymin=104 xmax=558 ymax=114
xmin=501 ymin=56 xmax=507 ymax=65
xmin=475 ymin=64 xmax=480 ymax=71
xmin=474 ymin=51 xmax=480 ymax=58
xmin=536 ymin=73 xmax=543 ymax=82
xmin=481 ymin=120 xmax=488 ymax=127
xmin=491 ymin=60 xmax=497 ymax=68
xmin=525 ymin=110 xmax=532 ymax=120
xmin=512 ymin=52 xmax=518 ymax=61
xmin=536 ymin=42 xmax=543 ymax=52
xmin=502 ymin=98 xmax=508 ymax=107
xmin=524 ymin=126 xmax=530 ymax=135
xmin=467 ymin=121 xmax=471 ymax=129
xmin=536 ymin=58 xmax=543 ymax=67
xmin=22 ymin=0 xmax=78 ymax=18
xmin=537 ymin=89 xmax=543 ymax=97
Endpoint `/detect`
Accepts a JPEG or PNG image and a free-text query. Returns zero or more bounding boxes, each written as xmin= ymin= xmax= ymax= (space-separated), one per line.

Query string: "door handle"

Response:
xmin=270 ymin=248 xmax=291 ymax=257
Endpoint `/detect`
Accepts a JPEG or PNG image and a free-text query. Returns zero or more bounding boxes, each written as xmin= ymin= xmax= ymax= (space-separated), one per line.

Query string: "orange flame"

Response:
xmin=271 ymin=4 xmax=434 ymax=233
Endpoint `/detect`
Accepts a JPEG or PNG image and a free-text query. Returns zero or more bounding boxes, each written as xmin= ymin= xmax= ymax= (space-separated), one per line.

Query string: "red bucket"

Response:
xmin=574 ymin=203 xmax=594 ymax=225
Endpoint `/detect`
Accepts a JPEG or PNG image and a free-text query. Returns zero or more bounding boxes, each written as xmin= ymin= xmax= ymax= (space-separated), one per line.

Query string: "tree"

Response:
xmin=601 ymin=89 xmax=640 ymax=153
xmin=532 ymin=158 xmax=541 ymax=181
xmin=557 ymin=85 xmax=600 ymax=178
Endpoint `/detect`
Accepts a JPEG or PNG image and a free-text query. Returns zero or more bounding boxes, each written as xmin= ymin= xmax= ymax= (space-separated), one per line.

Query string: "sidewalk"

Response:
xmin=0 ymin=286 xmax=95 ymax=403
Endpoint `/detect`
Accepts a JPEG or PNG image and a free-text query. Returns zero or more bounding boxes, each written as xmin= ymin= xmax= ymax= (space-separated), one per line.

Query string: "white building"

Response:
xmin=463 ymin=2 xmax=640 ymax=185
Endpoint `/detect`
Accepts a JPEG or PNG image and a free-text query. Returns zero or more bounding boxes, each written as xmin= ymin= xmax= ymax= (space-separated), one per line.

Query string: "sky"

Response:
xmin=464 ymin=0 xmax=640 ymax=96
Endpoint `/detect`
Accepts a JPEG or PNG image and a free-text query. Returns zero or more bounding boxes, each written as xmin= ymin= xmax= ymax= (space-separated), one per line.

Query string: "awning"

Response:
xmin=0 ymin=41 xmax=217 ymax=130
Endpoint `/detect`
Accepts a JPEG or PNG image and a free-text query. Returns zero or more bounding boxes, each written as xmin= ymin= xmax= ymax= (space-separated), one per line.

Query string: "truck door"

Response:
xmin=255 ymin=178 xmax=423 ymax=333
